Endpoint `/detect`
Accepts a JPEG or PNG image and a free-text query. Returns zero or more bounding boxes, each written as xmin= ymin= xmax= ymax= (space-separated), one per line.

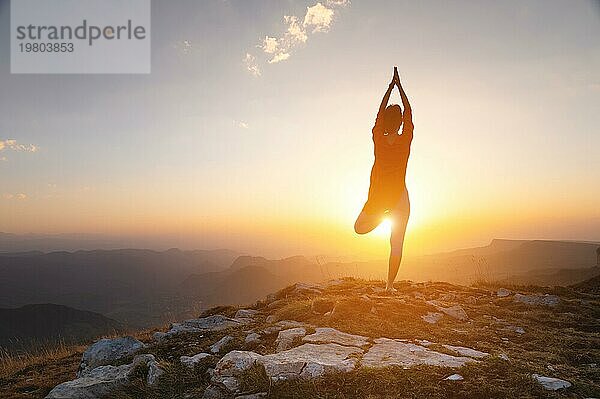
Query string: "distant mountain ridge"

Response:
xmin=0 ymin=248 xmax=239 ymax=328
xmin=0 ymin=303 xmax=122 ymax=350
xmin=0 ymin=239 xmax=597 ymax=342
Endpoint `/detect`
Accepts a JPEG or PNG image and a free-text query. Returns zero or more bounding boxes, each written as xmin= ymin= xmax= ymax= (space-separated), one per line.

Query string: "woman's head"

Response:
xmin=383 ymin=104 xmax=403 ymax=134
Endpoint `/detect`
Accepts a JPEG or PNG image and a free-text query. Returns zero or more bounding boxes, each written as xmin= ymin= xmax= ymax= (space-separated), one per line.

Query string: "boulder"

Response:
xmin=532 ymin=374 xmax=571 ymax=390
xmin=211 ymin=335 xmax=235 ymax=354
xmin=180 ymin=353 xmax=212 ymax=368
xmin=275 ymin=328 xmax=306 ymax=352
xmin=496 ymin=288 xmax=511 ymax=297
xmin=211 ymin=351 xmax=264 ymax=393
xmin=361 ymin=338 xmax=477 ymax=369
xmin=78 ymin=336 xmax=145 ymax=377
xmin=445 ymin=373 xmax=464 ymax=381
xmin=302 ymin=327 xmax=369 ymax=347
xmin=514 ymin=294 xmax=560 ymax=306
xmin=47 ymin=354 xmax=157 ymax=398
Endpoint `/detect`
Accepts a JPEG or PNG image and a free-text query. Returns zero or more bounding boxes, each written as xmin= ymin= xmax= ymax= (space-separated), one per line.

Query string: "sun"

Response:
xmin=372 ymin=217 xmax=393 ymax=237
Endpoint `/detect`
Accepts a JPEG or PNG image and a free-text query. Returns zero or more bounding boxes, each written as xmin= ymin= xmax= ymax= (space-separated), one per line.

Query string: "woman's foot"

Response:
xmin=385 ymin=285 xmax=397 ymax=294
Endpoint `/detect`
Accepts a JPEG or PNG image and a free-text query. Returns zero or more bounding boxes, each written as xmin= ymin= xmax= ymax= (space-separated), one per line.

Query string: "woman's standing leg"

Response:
xmin=386 ymin=191 xmax=410 ymax=291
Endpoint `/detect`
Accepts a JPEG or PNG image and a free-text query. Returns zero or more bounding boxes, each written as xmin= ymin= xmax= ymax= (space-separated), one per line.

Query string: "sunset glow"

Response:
xmin=1 ymin=1 xmax=599 ymax=259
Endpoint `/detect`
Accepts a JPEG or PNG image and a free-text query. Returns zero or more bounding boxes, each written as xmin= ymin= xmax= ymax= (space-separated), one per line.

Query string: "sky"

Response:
xmin=0 ymin=0 xmax=599 ymax=259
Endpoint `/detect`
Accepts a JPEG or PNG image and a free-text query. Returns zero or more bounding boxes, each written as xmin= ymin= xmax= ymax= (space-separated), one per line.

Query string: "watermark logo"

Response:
xmin=11 ymin=0 xmax=151 ymax=74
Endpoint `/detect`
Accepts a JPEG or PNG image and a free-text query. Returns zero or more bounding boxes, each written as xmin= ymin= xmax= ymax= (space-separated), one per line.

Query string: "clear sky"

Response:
xmin=1 ymin=0 xmax=599 ymax=258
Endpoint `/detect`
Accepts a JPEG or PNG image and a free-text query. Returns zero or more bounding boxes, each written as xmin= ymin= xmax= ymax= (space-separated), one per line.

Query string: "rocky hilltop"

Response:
xmin=4 ymin=278 xmax=599 ymax=398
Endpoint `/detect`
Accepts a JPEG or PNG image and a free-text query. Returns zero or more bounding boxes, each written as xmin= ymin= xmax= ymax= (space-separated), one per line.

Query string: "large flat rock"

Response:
xmin=302 ymin=327 xmax=370 ymax=347
xmin=361 ymin=338 xmax=477 ymax=369
xmin=263 ymin=343 xmax=362 ymax=381
xmin=211 ymin=343 xmax=362 ymax=394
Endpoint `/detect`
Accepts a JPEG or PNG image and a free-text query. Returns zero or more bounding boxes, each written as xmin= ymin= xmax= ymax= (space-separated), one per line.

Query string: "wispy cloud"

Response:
xmin=2 ymin=193 xmax=27 ymax=200
xmin=0 ymin=139 xmax=38 ymax=153
xmin=244 ymin=52 xmax=261 ymax=76
xmin=245 ymin=1 xmax=349 ymax=74
xmin=236 ymin=121 xmax=249 ymax=129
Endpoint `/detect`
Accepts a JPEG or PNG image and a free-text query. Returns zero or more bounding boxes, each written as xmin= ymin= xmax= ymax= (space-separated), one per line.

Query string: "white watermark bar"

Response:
xmin=10 ymin=0 xmax=151 ymax=74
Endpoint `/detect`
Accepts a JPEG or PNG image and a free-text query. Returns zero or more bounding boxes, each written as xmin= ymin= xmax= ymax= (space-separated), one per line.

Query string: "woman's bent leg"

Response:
xmin=354 ymin=203 xmax=383 ymax=234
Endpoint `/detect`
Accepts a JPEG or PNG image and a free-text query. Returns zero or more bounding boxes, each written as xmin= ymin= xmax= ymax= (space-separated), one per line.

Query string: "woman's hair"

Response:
xmin=383 ymin=104 xmax=403 ymax=133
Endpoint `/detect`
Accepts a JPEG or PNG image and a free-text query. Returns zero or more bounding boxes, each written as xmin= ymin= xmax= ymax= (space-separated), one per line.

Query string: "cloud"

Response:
xmin=269 ymin=52 xmax=290 ymax=64
xmin=243 ymin=53 xmax=261 ymax=76
xmin=234 ymin=120 xmax=249 ymax=129
xmin=0 ymin=139 xmax=38 ymax=153
xmin=246 ymin=0 xmax=349 ymax=72
xmin=262 ymin=36 xmax=279 ymax=54
xmin=304 ymin=3 xmax=335 ymax=33
xmin=2 ymin=193 xmax=27 ymax=200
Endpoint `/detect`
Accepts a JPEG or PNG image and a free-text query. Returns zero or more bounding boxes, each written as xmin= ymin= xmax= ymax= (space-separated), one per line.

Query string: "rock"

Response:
xmin=202 ymin=384 xmax=232 ymax=399
xmin=166 ymin=315 xmax=250 ymax=337
xmin=442 ymin=344 xmax=489 ymax=359
xmin=262 ymin=343 xmax=361 ymax=381
xmin=426 ymin=301 xmax=468 ymax=321
xmin=235 ymin=393 xmax=267 ymax=398
xmin=211 ymin=336 xmax=235 ymax=354
xmin=245 ymin=332 xmax=261 ymax=344
xmin=211 ymin=351 xmax=265 ymax=393
xmin=46 ymin=364 xmax=133 ymax=399
xmin=440 ymin=305 xmax=468 ymax=321
xmin=497 ymin=288 xmax=511 ymax=297
xmin=262 ymin=320 xmax=306 ymax=335
xmin=445 ymin=373 xmax=464 ymax=381
xmin=302 ymin=327 xmax=369 ymax=347
xmin=325 ymin=279 xmax=345 ymax=287
xmin=362 ymin=338 xmax=477 ymax=369
xmin=78 ymin=336 xmax=145 ymax=377
xmin=499 ymin=354 xmax=510 ymax=361
xmin=275 ymin=328 xmax=307 ymax=352
xmin=180 ymin=353 xmax=212 ymax=368
xmin=415 ymin=339 xmax=434 ymax=347
xmin=421 ymin=312 xmax=443 ymax=324
xmin=153 ymin=332 xmax=168 ymax=341
xmin=212 ymin=344 xmax=362 ymax=393
xmin=532 ymin=374 xmax=572 ymax=390
xmin=235 ymin=309 xmax=258 ymax=319
xmin=292 ymin=282 xmax=323 ymax=296
xmin=514 ymin=293 xmax=560 ymax=306
xmin=147 ymin=360 xmax=164 ymax=385
xmin=265 ymin=315 xmax=279 ymax=324
xmin=506 ymin=325 xmax=526 ymax=334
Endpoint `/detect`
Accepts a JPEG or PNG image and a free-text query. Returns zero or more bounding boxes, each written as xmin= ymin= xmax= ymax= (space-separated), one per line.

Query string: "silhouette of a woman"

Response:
xmin=354 ymin=67 xmax=413 ymax=293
